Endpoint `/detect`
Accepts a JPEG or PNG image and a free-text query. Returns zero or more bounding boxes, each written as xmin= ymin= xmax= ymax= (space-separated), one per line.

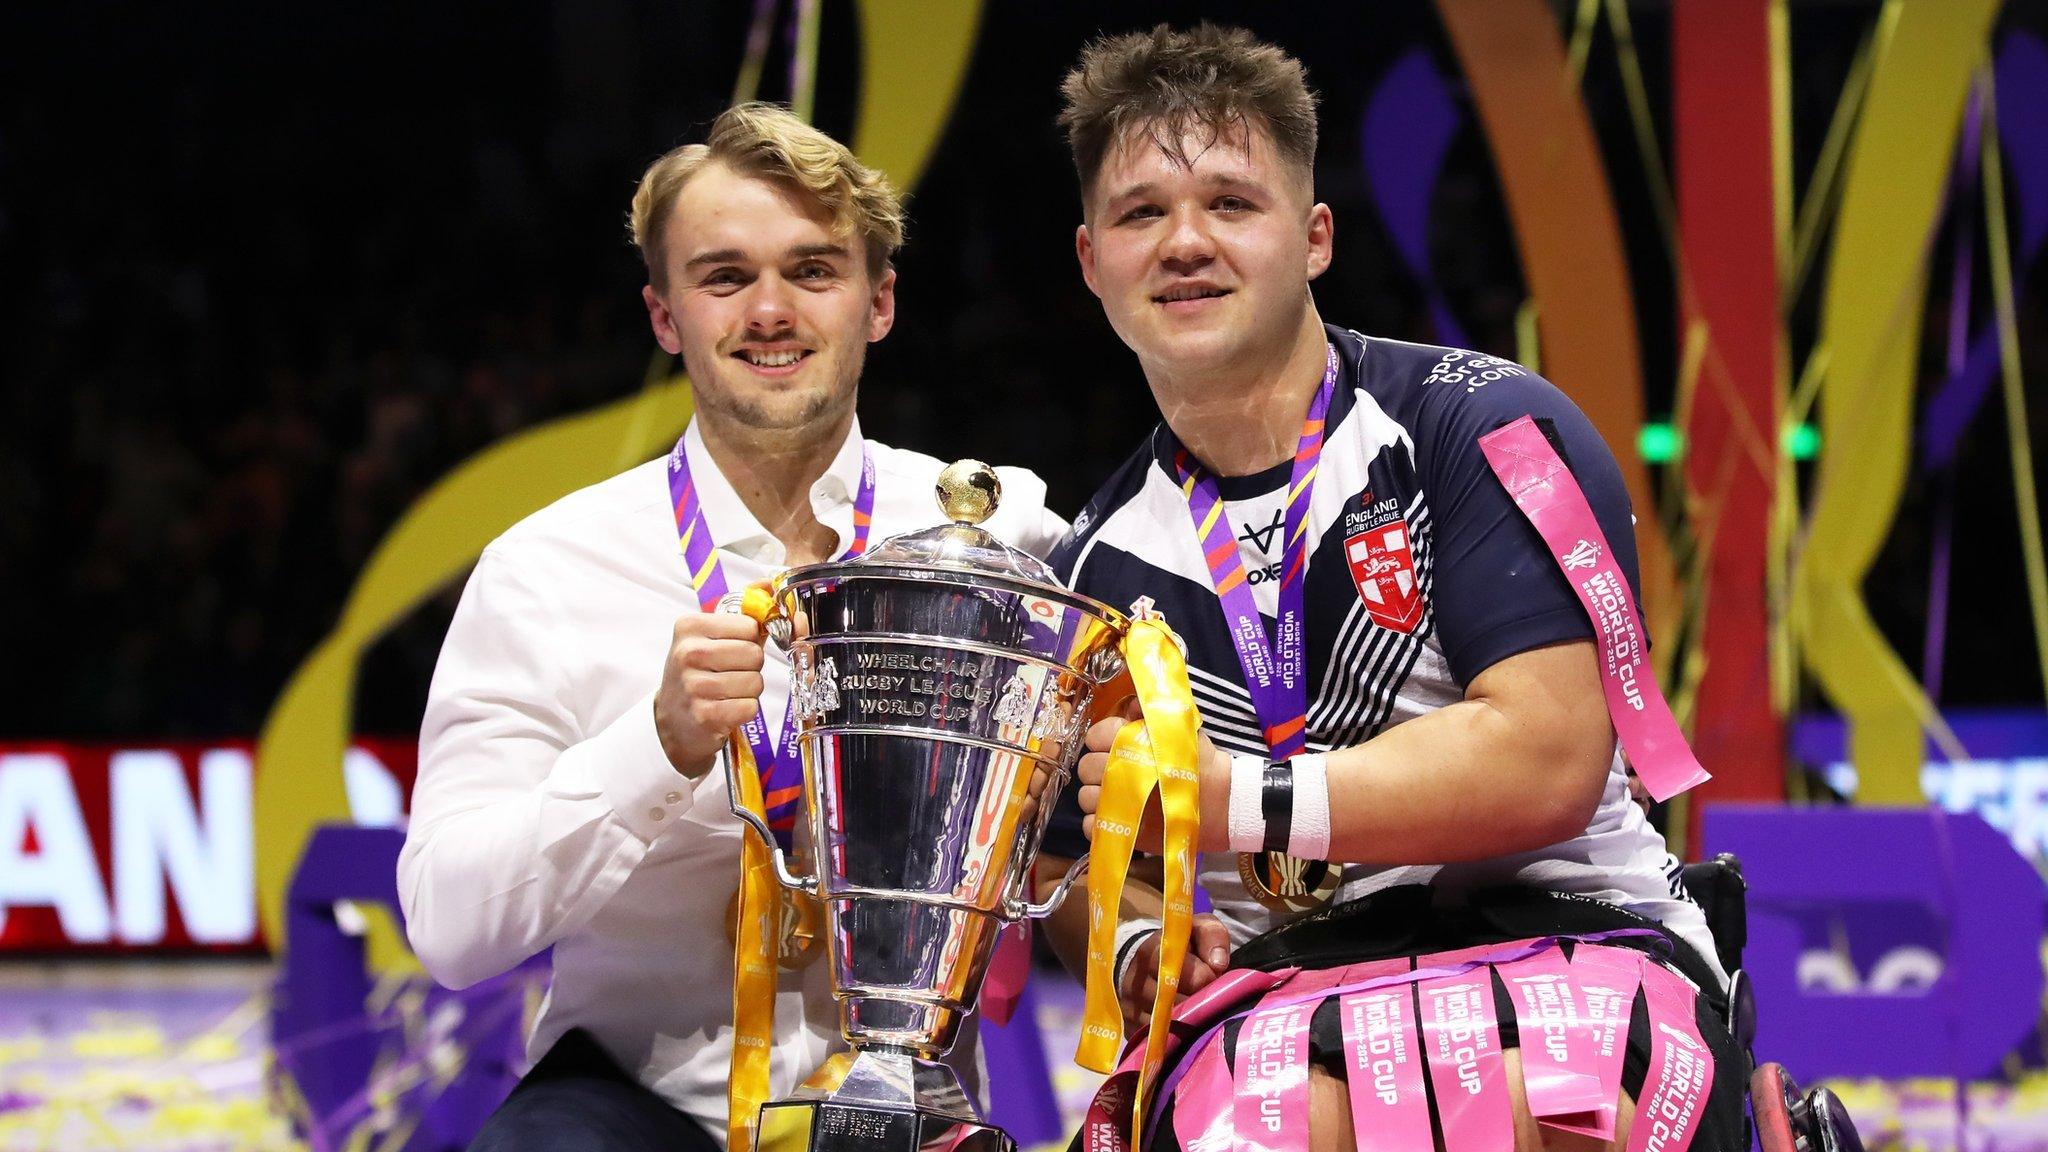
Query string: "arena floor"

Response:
xmin=0 ymin=961 xmax=2034 ymax=1151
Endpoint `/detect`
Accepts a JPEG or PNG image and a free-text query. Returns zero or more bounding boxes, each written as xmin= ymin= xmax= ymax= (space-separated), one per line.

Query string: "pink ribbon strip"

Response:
xmin=1499 ymin=948 xmax=1607 ymax=1125
xmin=1478 ymin=416 xmax=1711 ymax=801
xmin=1546 ymin=944 xmax=1647 ymax=1141
xmin=1082 ymin=967 xmax=1295 ymax=1152
xmin=1419 ymin=969 xmax=1516 ymax=1152
xmin=1232 ymin=1000 xmax=1314 ymax=1152
xmin=1229 ymin=964 xmax=1360 ymax=1152
xmin=1624 ymin=960 xmax=1716 ymax=1152
xmin=1340 ymin=984 xmax=1434 ymax=1152
xmin=980 ymin=922 xmax=1032 ymax=1026
xmin=1170 ymin=1033 xmax=1237 ymax=1152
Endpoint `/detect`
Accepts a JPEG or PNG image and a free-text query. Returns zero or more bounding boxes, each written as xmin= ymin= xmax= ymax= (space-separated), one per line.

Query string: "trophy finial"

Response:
xmin=936 ymin=459 xmax=1001 ymax=525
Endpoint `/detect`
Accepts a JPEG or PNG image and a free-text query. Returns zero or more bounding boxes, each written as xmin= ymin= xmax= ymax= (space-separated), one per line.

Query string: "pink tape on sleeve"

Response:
xmin=1418 ymin=970 xmax=1515 ymax=1152
xmin=1478 ymin=416 xmax=1711 ymax=802
xmin=1339 ymin=984 xmax=1433 ymax=1152
xmin=1543 ymin=945 xmax=1648 ymax=1141
xmin=1498 ymin=948 xmax=1607 ymax=1125
xmin=1625 ymin=961 xmax=1716 ymax=1152
xmin=1232 ymin=1001 xmax=1315 ymax=1152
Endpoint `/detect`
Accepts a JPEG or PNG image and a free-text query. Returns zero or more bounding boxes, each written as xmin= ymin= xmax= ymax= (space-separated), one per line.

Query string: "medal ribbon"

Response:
xmin=1075 ymin=618 xmax=1202 ymax=1150
xmin=667 ymin=436 xmax=876 ymax=845
xmin=724 ymin=645 xmax=781 ymax=1152
xmin=1168 ymin=343 xmax=1339 ymax=759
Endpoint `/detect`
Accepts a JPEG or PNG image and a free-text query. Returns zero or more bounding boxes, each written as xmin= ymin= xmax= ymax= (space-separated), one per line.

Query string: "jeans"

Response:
xmin=467 ymin=1030 xmax=723 ymax=1152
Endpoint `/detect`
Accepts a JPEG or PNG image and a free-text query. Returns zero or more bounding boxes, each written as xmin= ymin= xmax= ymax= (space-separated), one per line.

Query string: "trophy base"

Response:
xmin=756 ymin=1049 xmax=1014 ymax=1152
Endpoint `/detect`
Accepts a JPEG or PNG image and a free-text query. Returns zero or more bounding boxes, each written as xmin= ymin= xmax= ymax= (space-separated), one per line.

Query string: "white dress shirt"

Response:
xmin=399 ymin=417 xmax=1067 ymax=1140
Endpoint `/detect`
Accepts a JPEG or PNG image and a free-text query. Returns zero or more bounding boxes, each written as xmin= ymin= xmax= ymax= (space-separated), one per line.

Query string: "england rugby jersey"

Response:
xmin=1046 ymin=325 xmax=1721 ymax=979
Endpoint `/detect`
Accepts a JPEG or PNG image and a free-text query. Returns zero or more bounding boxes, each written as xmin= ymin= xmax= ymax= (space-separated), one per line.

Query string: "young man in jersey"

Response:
xmin=1036 ymin=26 xmax=1746 ymax=1152
xmin=400 ymin=103 xmax=1064 ymax=1151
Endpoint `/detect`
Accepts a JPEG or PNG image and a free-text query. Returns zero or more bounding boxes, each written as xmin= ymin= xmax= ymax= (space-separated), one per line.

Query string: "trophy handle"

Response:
xmin=1010 ymin=854 xmax=1089 ymax=919
xmin=725 ymin=750 xmax=820 ymax=895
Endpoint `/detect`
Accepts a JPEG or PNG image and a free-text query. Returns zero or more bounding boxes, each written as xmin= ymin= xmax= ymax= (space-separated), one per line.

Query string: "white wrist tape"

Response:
xmin=1227 ymin=753 xmax=1268 ymax=853
xmin=1113 ymin=916 xmax=1164 ymax=990
xmin=1287 ymin=752 xmax=1332 ymax=860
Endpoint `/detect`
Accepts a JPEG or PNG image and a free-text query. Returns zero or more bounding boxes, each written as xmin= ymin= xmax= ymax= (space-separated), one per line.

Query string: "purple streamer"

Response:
xmin=1362 ymin=49 xmax=1468 ymax=347
xmin=1924 ymin=85 xmax=1983 ymax=696
xmin=1919 ymin=31 xmax=2048 ymax=471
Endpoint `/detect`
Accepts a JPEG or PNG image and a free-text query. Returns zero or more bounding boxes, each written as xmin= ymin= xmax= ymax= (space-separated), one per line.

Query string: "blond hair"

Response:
xmin=629 ymin=102 xmax=905 ymax=288
xmin=1060 ymin=23 xmax=1319 ymax=203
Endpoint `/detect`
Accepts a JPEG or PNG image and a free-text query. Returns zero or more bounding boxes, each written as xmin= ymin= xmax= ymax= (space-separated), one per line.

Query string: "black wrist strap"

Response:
xmin=1261 ymin=758 xmax=1294 ymax=855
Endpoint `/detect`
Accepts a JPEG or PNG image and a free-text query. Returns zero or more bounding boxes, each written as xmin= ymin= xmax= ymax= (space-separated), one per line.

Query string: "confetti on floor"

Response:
xmin=4 ymin=961 xmax=2047 ymax=1151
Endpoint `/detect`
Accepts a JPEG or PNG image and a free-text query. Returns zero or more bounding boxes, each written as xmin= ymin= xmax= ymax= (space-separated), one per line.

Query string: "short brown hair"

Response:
xmin=629 ymin=102 xmax=905 ymax=289
xmin=1059 ymin=23 xmax=1319 ymax=203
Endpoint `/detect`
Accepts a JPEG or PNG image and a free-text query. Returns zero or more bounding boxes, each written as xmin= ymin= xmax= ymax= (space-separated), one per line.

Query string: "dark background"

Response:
xmin=1 ymin=1 xmax=2042 ymax=740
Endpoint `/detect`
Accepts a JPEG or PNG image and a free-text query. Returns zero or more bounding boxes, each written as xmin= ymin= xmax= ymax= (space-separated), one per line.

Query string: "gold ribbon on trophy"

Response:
xmin=728 ymin=580 xmax=789 ymax=1152
xmin=1074 ymin=618 xmax=1202 ymax=1147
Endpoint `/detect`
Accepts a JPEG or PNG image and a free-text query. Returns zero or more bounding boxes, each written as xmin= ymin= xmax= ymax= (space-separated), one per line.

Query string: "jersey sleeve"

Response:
xmin=1415 ymin=365 xmax=1643 ymax=686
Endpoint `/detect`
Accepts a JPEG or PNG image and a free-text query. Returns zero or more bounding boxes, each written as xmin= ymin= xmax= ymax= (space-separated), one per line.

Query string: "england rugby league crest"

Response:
xmin=1343 ymin=493 xmax=1424 ymax=633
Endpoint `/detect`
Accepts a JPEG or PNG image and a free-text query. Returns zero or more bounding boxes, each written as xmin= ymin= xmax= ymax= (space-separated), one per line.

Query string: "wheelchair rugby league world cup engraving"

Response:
xmin=733 ymin=460 xmax=1129 ymax=1152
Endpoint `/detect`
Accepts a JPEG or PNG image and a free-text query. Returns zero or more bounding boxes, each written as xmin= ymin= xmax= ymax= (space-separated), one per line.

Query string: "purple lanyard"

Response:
xmin=666 ymin=435 xmax=876 ymax=846
xmin=1170 ymin=343 xmax=1338 ymax=759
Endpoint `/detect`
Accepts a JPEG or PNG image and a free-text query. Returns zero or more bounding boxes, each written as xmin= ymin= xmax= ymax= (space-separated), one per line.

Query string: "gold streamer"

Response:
xmin=1784 ymin=5 xmax=1891 ymax=306
xmin=791 ymin=0 xmax=822 ymax=123
xmin=1982 ymin=79 xmax=2048 ymax=705
xmin=1793 ymin=0 xmax=1995 ymax=801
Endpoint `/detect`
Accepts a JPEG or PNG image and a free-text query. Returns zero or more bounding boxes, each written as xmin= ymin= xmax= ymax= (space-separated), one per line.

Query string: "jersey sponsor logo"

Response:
xmin=1423 ymin=348 xmax=1529 ymax=393
xmin=1239 ymin=509 xmax=1285 ymax=555
xmin=1346 ymin=525 xmax=1425 ymax=634
xmin=1245 ymin=561 xmax=1284 ymax=585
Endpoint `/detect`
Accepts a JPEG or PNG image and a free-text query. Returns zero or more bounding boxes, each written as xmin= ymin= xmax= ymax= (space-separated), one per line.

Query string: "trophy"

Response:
xmin=726 ymin=461 xmax=1128 ymax=1151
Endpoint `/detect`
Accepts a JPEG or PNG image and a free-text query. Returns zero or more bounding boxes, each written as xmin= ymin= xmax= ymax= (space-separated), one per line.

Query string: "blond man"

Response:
xmin=401 ymin=103 xmax=1064 ymax=1151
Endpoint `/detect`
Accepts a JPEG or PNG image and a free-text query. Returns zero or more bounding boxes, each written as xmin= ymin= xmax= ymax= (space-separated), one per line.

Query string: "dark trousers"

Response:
xmin=468 ymin=1030 xmax=724 ymax=1152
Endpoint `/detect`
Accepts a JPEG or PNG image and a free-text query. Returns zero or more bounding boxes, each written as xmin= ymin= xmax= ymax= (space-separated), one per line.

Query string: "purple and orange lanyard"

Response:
xmin=1168 ymin=343 xmax=1340 ymax=762
xmin=666 ymin=434 xmax=876 ymax=849
xmin=1171 ymin=343 xmax=1710 ymax=802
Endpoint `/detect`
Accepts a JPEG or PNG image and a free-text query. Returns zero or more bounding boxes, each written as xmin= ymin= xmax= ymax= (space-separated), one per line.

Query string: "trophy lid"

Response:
xmin=853 ymin=459 xmax=1057 ymax=584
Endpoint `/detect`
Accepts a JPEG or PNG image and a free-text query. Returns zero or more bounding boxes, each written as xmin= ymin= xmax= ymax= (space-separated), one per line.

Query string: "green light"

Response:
xmin=1638 ymin=423 xmax=1684 ymax=463
xmin=1787 ymin=423 xmax=1821 ymax=461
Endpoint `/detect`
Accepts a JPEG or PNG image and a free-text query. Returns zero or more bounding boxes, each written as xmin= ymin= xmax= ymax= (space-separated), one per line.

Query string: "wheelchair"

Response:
xmin=1680 ymin=854 xmax=1866 ymax=1152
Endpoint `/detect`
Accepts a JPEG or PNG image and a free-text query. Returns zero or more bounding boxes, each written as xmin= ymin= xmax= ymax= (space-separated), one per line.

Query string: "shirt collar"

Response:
xmin=680 ymin=415 xmax=867 ymax=568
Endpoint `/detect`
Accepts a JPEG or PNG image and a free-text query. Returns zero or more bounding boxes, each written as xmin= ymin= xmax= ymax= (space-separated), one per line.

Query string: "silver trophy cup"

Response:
xmin=727 ymin=461 xmax=1127 ymax=1151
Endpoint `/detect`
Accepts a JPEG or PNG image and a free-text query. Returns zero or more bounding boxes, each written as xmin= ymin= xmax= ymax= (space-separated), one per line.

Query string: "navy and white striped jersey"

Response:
xmin=1046 ymin=324 xmax=1720 ymax=978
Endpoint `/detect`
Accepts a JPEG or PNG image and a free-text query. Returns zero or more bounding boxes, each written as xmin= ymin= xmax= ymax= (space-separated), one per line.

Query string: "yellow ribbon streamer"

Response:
xmin=726 ymin=733 xmax=782 ymax=1152
xmin=1982 ymin=79 xmax=2048 ymax=715
xmin=729 ymin=581 xmax=787 ymax=1152
xmin=1792 ymin=0 xmax=1996 ymax=802
xmin=1074 ymin=620 xmax=1201 ymax=1147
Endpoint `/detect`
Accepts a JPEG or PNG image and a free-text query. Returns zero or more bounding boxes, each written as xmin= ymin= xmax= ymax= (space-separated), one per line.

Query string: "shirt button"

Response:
xmin=648 ymin=807 xmax=666 ymax=822
xmin=665 ymin=791 xmax=683 ymax=805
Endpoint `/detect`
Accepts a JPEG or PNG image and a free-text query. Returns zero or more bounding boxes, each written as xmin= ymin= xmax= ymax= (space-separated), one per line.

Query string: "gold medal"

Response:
xmin=726 ymin=886 xmax=825 ymax=970
xmin=1237 ymin=850 xmax=1341 ymax=915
